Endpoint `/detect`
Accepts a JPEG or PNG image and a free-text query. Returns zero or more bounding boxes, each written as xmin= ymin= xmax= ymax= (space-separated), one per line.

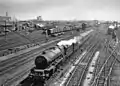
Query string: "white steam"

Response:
xmin=57 ymin=30 xmax=93 ymax=47
xmin=57 ymin=38 xmax=77 ymax=46
xmin=109 ymin=25 xmax=114 ymax=29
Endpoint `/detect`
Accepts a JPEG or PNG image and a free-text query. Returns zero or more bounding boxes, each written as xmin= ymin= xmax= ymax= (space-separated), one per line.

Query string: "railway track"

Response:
xmin=0 ymin=34 xmax=80 ymax=86
xmin=0 ymin=33 xmax=73 ymax=56
xmin=90 ymin=38 xmax=119 ymax=86
xmin=0 ymin=52 xmax=37 ymax=75
xmin=18 ymin=30 xmax=95 ymax=86
xmin=0 ymin=43 xmax=55 ymax=74
xmin=45 ymin=30 xmax=97 ymax=86
xmin=64 ymin=38 xmax=100 ymax=86
xmin=0 ymin=31 xmax=78 ymax=51
xmin=0 ymin=31 xmax=93 ymax=86
xmin=0 ymin=33 xmax=76 ymax=69
xmin=110 ymin=57 xmax=120 ymax=86
xmin=60 ymin=31 xmax=108 ymax=86
xmin=87 ymin=36 xmax=110 ymax=86
xmin=1 ymin=63 xmax=33 ymax=86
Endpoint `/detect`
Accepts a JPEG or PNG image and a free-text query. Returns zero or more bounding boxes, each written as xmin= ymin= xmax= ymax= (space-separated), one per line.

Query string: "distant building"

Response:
xmin=37 ymin=16 xmax=43 ymax=21
xmin=0 ymin=12 xmax=11 ymax=22
xmin=0 ymin=16 xmax=11 ymax=21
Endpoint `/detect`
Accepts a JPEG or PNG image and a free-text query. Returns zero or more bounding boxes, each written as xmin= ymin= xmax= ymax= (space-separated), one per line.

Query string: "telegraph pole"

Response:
xmin=5 ymin=12 xmax=8 ymax=41
xmin=5 ymin=20 xmax=7 ymax=41
xmin=45 ymin=29 xmax=49 ymax=42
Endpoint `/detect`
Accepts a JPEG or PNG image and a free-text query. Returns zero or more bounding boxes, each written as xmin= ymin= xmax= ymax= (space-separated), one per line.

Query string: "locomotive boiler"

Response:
xmin=35 ymin=45 xmax=65 ymax=69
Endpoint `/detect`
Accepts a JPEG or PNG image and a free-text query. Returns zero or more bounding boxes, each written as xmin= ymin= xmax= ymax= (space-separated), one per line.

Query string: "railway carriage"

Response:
xmin=46 ymin=23 xmax=87 ymax=36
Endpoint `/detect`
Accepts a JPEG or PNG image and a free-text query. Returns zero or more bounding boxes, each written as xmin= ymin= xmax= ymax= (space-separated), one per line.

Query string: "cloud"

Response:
xmin=0 ymin=0 xmax=120 ymax=20
xmin=0 ymin=0 xmax=73 ymax=13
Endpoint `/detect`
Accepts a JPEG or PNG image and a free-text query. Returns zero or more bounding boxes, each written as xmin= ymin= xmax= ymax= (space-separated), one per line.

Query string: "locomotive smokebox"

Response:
xmin=35 ymin=56 xmax=48 ymax=69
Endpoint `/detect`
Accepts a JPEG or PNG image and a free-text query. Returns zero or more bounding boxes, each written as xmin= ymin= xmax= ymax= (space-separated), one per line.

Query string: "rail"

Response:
xmin=45 ymin=30 xmax=97 ymax=86
xmin=65 ymin=38 xmax=100 ymax=86
xmin=91 ymin=38 xmax=119 ymax=86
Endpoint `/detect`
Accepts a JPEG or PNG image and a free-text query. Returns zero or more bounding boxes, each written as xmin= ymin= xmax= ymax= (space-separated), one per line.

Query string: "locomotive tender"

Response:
xmin=28 ymin=30 xmax=93 ymax=82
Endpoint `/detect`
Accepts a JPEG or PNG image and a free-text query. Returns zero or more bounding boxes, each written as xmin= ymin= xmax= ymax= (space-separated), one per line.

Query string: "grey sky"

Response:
xmin=0 ymin=0 xmax=120 ymax=20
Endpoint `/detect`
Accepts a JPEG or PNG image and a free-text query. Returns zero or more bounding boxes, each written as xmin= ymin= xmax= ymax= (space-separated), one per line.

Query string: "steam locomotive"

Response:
xmin=20 ymin=30 xmax=93 ymax=85
xmin=29 ymin=39 xmax=80 ymax=81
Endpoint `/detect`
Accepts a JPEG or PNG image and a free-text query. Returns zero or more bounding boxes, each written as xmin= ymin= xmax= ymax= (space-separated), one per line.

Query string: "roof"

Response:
xmin=0 ymin=16 xmax=11 ymax=21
